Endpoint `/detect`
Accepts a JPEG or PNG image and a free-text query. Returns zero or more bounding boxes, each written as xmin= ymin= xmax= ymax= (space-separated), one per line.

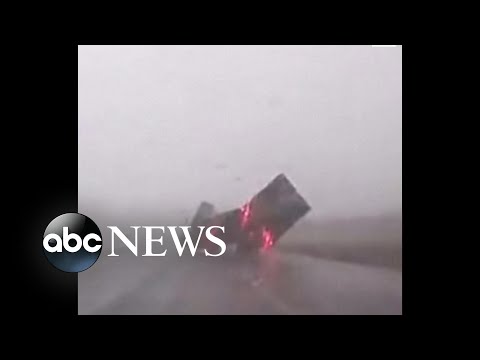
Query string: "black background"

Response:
xmin=14 ymin=44 xmax=78 ymax=315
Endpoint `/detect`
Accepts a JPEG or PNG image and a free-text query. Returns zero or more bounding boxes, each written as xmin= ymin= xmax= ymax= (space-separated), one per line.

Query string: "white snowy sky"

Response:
xmin=78 ymin=45 xmax=402 ymax=221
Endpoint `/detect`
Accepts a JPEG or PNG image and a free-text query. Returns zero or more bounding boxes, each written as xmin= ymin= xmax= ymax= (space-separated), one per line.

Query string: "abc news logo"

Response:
xmin=44 ymin=227 xmax=102 ymax=253
xmin=43 ymin=213 xmax=103 ymax=273
xmin=43 ymin=213 xmax=226 ymax=273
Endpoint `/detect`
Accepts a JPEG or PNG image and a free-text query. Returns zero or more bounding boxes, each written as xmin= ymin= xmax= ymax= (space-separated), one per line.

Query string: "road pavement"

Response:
xmin=79 ymin=241 xmax=401 ymax=315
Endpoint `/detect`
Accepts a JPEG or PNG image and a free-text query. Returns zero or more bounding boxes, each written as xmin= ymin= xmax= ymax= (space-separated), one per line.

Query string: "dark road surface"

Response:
xmin=79 ymin=242 xmax=401 ymax=315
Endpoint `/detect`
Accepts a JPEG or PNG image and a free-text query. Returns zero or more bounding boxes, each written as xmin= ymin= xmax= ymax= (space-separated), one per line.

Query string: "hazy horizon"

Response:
xmin=79 ymin=45 xmax=402 ymax=222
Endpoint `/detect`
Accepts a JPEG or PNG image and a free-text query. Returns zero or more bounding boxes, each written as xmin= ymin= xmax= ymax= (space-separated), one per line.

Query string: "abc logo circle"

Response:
xmin=43 ymin=213 xmax=102 ymax=273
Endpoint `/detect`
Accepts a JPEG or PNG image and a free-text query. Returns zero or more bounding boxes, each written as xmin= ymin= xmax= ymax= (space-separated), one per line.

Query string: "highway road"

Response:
xmin=79 ymin=239 xmax=402 ymax=315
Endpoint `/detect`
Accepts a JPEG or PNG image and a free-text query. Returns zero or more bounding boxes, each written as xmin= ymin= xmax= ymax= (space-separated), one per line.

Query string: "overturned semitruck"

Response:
xmin=189 ymin=174 xmax=311 ymax=255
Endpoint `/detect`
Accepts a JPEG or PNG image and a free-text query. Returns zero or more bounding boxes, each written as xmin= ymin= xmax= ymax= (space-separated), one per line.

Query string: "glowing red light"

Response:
xmin=261 ymin=227 xmax=274 ymax=250
xmin=240 ymin=201 xmax=251 ymax=229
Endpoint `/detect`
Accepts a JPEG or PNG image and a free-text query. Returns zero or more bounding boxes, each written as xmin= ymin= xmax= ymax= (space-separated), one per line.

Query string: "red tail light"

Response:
xmin=240 ymin=200 xmax=251 ymax=229
xmin=261 ymin=227 xmax=274 ymax=250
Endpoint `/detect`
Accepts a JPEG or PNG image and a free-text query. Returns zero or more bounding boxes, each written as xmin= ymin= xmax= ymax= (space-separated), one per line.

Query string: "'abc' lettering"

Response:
xmin=43 ymin=227 xmax=102 ymax=253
